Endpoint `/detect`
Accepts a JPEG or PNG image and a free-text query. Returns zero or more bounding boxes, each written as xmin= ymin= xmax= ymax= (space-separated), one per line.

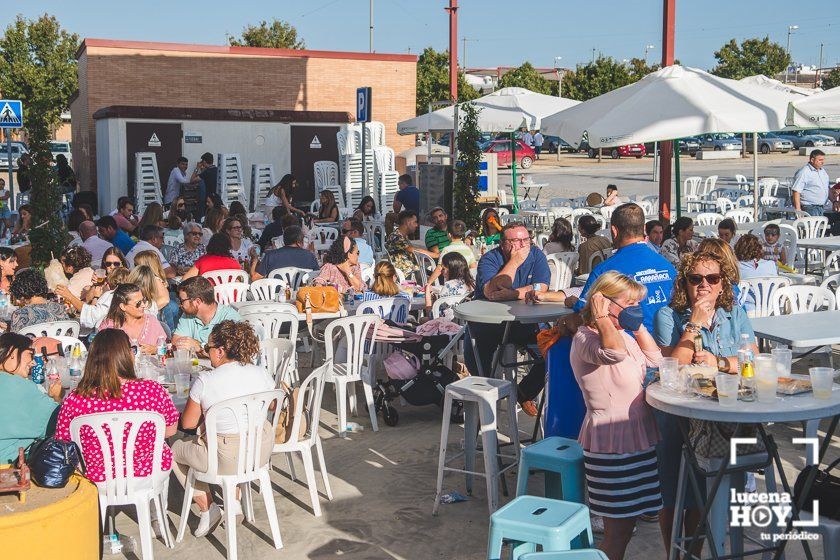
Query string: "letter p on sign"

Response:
xmin=356 ymin=87 xmax=371 ymax=123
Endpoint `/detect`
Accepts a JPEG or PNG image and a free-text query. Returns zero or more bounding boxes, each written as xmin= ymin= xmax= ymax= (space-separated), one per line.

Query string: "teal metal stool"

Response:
xmin=487 ymin=495 xmax=593 ymax=560
xmin=515 ymin=437 xmax=584 ymax=503
xmin=520 ymin=551 xmax=608 ymax=560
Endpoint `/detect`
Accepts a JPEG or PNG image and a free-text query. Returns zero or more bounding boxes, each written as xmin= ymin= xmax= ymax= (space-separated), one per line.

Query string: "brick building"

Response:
xmin=70 ymin=38 xmax=417 ymax=199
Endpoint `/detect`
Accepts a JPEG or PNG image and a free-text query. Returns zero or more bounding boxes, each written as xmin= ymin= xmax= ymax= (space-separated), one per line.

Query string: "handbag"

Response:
xmin=384 ymin=350 xmax=420 ymax=380
xmin=794 ymin=457 xmax=840 ymax=520
xmin=23 ymin=437 xmax=83 ymax=488
xmin=275 ymin=382 xmax=309 ymax=444
xmin=295 ymin=286 xmax=340 ymax=315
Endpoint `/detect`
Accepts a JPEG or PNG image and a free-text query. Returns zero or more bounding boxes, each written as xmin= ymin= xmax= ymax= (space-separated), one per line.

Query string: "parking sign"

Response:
xmin=356 ymin=87 xmax=372 ymax=123
xmin=0 ymin=100 xmax=23 ymax=129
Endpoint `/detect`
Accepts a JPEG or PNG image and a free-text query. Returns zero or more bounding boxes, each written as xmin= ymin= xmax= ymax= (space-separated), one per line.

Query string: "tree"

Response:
xmin=498 ymin=62 xmax=552 ymax=95
xmin=561 ymin=56 xmax=635 ymax=101
xmin=228 ymin=19 xmax=305 ymax=49
xmin=0 ymin=14 xmax=79 ymax=264
xmin=416 ymin=47 xmax=479 ymax=115
xmin=711 ymin=37 xmax=790 ymax=80
xmin=627 ymin=57 xmax=660 ymax=80
xmin=821 ymin=68 xmax=840 ymax=90
xmin=453 ymin=103 xmax=482 ymax=229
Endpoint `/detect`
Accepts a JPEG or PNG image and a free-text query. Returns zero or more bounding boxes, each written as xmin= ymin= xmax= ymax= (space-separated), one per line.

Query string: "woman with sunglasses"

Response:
xmin=222 ymin=217 xmax=254 ymax=264
xmin=98 ymin=283 xmax=167 ymax=355
xmin=652 ymin=251 xmax=759 ymax=553
xmin=172 ymin=320 xmax=275 ymax=536
xmin=57 ymin=247 xmax=129 ymax=310
xmin=71 ymin=266 xmax=131 ymax=331
xmin=170 ymin=222 xmax=206 ymax=276
xmin=313 ymin=236 xmax=365 ymax=294
xmin=0 ymin=247 xmax=18 ymax=294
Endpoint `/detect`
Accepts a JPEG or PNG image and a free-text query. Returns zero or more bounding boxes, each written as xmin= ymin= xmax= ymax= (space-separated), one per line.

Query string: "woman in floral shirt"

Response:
xmin=170 ymin=222 xmax=206 ymax=275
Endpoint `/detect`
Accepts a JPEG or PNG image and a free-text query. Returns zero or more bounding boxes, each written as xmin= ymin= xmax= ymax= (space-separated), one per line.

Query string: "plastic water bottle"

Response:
xmin=102 ymin=533 xmax=137 ymax=555
xmin=156 ymin=335 xmax=167 ymax=366
xmin=68 ymin=345 xmax=83 ymax=385
xmin=46 ymin=357 xmax=60 ymax=388
xmin=738 ymin=334 xmax=756 ymax=402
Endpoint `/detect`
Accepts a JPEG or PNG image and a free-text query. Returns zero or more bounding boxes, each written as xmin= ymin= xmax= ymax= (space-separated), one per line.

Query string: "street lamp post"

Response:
xmin=553 ymin=56 xmax=562 ymax=97
xmin=644 ymin=44 xmax=655 ymax=65
xmin=786 ymin=25 xmax=799 ymax=83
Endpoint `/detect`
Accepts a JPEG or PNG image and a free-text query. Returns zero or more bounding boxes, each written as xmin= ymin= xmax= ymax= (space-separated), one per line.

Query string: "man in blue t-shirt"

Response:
xmin=467 ymin=222 xmax=551 ymax=415
xmin=393 ymin=174 xmax=420 ymax=215
xmin=95 ymin=215 xmax=136 ymax=255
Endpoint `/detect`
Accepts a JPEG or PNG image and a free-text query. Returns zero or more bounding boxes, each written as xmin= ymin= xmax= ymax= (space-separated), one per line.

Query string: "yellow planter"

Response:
xmin=0 ymin=473 xmax=99 ymax=558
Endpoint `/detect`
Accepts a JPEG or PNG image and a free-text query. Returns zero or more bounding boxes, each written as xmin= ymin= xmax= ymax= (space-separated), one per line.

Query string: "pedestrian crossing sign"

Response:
xmin=0 ymin=100 xmax=23 ymax=129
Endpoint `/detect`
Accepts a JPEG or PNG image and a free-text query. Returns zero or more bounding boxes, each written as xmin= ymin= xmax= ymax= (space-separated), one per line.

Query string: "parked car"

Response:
xmin=745 ymin=133 xmax=795 ymax=154
xmin=543 ymin=135 xmax=576 ymax=154
xmin=484 ymin=139 xmax=536 ymax=168
xmin=0 ymin=143 xmax=28 ymax=169
xmin=698 ymin=133 xmax=743 ymax=151
xmin=772 ymin=129 xmax=837 ymax=149
xmin=582 ymin=141 xmax=646 ymax=159
xmin=49 ymin=141 xmax=72 ymax=166
xmin=643 ymin=138 xmax=701 ymax=156
xmin=811 ymin=129 xmax=840 ymax=142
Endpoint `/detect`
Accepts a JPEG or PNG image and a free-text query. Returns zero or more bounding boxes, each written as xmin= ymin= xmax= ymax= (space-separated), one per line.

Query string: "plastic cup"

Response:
xmin=659 ymin=357 xmax=680 ymax=390
xmin=771 ymin=348 xmax=792 ymax=377
xmin=809 ymin=367 xmax=835 ymax=399
xmin=754 ymin=354 xmax=778 ymax=403
xmin=716 ymin=374 xmax=739 ymax=407
xmin=174 ymin=373 xmax=190 ymax=397
xmin=174 ymin=349 xmax=190 ymax=362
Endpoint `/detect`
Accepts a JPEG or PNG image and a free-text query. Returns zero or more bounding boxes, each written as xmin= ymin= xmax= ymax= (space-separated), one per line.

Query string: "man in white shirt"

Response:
xmin=165 ymin=156 xmax=197 ymax=207
xmin=125 ymin=224 xmax=176 ymax=278
xmin=521 ymin=129 xmax=534 ymax=148
xmin=78 ymin=220 xmax=113 ymax=266
xmin=533 ymin=131 xmax=544 ymax=160
xmin=792 ymin=149 xmax=830 ymax=216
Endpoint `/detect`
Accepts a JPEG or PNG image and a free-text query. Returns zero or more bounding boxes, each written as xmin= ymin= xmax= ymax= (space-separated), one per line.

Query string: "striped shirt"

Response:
xmin=425 ymin=227 xmax=451 ymax=252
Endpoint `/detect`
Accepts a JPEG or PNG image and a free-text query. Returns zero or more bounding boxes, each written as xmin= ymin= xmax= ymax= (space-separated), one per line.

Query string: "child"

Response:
xmin=603 ymin=184 xmax=620 ymax=206
xmin=762 ymin=223 xmax=786 ymax=265
xmin=424 ymin=252 xmax=475 ymax=315
xmin=438 ymin=220 xmax=476 ymax=268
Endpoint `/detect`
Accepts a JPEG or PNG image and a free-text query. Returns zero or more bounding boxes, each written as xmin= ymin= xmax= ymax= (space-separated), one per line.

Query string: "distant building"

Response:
xmin=464 ymin=66 xmax=569 ymax=94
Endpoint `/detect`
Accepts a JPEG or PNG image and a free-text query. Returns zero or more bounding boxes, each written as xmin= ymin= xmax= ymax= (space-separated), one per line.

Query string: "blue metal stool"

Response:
xmin=515 ymin=437 xmax=584 ymax=503
xmin=520 ymin=551 xmax=608 ymax=560
xmin=487 ymin=495 xmax=593 ymax=560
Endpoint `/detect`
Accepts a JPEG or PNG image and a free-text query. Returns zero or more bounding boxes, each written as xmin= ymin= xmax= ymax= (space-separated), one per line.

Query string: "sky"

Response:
xmin=2 ymin=0 xmax=838 ymax=71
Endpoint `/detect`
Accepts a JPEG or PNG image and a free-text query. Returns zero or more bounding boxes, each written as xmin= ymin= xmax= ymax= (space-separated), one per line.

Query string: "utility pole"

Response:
xmin=785 ymin=24 xmax=798 ymax=83
xmin=462 ymin=37 xmax=467 ymax=69
xmin=369 ymin=0 xmax=374 ymax=53
xmin=591 ymin=48 xmax=596 ymax=64
xmin=816 ymin=43 xmax=824 ymax=87
xmin=445 ymin=0 xmax=458 ymax=102
xmin=644 ymin=44 xmax=655 ymax=65
xmin=658 ymin=0 xmax=675 ymax=222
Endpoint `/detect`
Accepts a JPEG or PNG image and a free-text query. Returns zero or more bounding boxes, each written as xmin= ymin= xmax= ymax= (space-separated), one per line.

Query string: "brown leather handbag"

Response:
xmin=295 ymin=286 xmax=341 ymax=315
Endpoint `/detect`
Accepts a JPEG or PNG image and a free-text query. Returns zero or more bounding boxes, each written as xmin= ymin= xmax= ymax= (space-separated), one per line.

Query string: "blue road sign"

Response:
xmin=0 ymin=100 xmax=23 ymax=129
xmin=356 ymin=87 xmax=372 ymax=123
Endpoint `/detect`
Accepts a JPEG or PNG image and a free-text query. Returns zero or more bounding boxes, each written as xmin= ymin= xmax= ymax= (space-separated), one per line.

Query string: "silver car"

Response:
xmin=746 ymin=133 xmax=795 ymax=154
xmin=699 ymin=133 xmax=743 ymax=151
xmin=810 ymin=129 xmax=840 ymax=142
xmin=0 ymin=143 xmax=27 ymax=169
xmin=773 ymin=130 xmax=837 ymax=149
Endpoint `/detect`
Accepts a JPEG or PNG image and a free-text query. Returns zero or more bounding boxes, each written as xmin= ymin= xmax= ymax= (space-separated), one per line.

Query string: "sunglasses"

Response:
xmin=228 ymin=225 xmax=243 ymax=231
xmin=685 ymin=273 xmax=722 ymax=286
xmin=128 ymin=298 xmax=148 ymax=308
xmin=203 ymin=344 xmax=219 ymax=354
xmin=104 ymin=261 xmax=121 ymax=268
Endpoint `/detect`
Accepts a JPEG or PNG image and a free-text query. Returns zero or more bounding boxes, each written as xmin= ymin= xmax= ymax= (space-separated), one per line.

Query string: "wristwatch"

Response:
xmin=717 ymin=356 xmax=728 ymax=372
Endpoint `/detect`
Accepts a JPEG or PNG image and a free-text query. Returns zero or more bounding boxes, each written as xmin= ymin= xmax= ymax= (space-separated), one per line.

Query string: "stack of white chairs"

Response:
xmin=134 ymin=152 xmax=163 ymax=216
xmin=250 ymin=164 xmax=275 ymax=212
xmin=342 ymin=152 xmax=375 ymax=209
xmin=314 ymin=161 xmax=343 ymax=206
xmin=218 ymin=153 xmax=247 ymax=209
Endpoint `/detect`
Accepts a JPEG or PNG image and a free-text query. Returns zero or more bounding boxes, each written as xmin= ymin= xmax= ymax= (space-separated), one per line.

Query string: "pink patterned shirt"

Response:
xmin=56 ymin=379 xmax=179 ymax=483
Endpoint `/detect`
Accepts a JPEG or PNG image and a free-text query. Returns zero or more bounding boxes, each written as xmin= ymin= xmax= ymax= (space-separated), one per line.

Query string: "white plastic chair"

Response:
xmin=546 ymin=252 xmax=579 ymax=291
xmin=268 ymin=267 xmax=309 ymax=290
xmin=271 ymin=361 xmax=333 ymax=517
xmin=696 ymin=213 xmax=724 ymax=226
xmin=360 ymin=265 xmax=375 ymax=287
xmin=772 ymin=285 xmax=835 ymax=316
xmin=311 ymin=226 xmax=339 ymax=252
xmin=735 ymin=194 xmax=754 ymax=208
xmin=758 ymin=177 xmax=780 ymax=197
xmin=794 ymin=216 xmax=829 ymax=240
xmin=260 ymin=337 xmax=296 ymax=387
xmin=414 ymin=251 xmax=437 ymax=285
xmin=637 ymin=199 xmax=656 ymax=217
xmin=534 ymin=233 xmax=549 ymax=249
xmin=356 ymin=296 xmax=410 ymax=325
xmin=249 ymin=278 xmax=286 ymax=302
xmin=683 ymin=176 xmax=702 ymax=197
xmin=716 ymin=198 xmax=736 ymax=214
xmin=600 ymin=205 xmax=617 ymax=222
xmin=245 ymin=311 xmax=299 ymax=341
xmin=588 ymin=248 xmax=610 ymax=272
xmin=820 ymin=273 xmax=840 ymax=294
xmin=823 ymin=251 xmax=840 ymax=279
xmin=214 ymin=282 xmax=250 ymax=305
xmin=202 ymin=269 xmax=249 ymax=286
xmin=734 ymin=174 xmax=750 ymax=189
xmin=324 ymin=315 xmax=380 ymax=437
xmin=431 ymin=294 xmax=466 ymax=319
xmin=518 ymin=200 xmax=538 ymax=211
xmin=19 ymin=320 xmax=80 ymax=338
xmin=703 ymin=175 xmax=718 ymax=196
xmin=69 ymin=411 xmax=173 ymax=559
xmin=175 ymin=390 xmax=284 ymax=559
xmin=738 ymin=276 xmax=791 ymax=318
xmin=724 ymin=209 xmax=753 ymax=224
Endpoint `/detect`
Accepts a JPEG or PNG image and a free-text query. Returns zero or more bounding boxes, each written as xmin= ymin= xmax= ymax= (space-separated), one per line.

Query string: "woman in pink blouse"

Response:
xmin=98 ymin=283 xmax=167 ymax=355
xmin=313 ymin=236 xmax=365 ymax=293
xmin=56 ymin=329 xmax=179 ymax=483
xmin=570 ymin=271 xmax=663 ymax=560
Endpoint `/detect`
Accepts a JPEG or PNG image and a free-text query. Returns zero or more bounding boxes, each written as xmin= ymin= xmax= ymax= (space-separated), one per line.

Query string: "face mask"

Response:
xmin=617 ymin=305 xmax=645 ymax=332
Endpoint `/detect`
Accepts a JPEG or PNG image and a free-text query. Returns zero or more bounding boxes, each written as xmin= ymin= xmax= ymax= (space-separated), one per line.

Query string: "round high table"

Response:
xmin=646 ymin=382 xmax=840 ymax=560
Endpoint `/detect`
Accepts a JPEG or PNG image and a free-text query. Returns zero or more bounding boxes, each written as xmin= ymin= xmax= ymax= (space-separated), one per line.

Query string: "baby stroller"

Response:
xmin=372 ymin=324 xmax=464 ymax=427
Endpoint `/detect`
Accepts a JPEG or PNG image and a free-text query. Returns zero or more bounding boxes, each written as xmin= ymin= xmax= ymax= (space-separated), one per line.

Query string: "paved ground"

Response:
xmin=106 ymin=348 xmax=838 ymax=560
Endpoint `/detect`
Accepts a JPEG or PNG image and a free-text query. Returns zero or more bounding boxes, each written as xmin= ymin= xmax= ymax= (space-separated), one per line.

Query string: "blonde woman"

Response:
xmin=571 ymin=271 xmax=663 ymax=560
xmin=362 ymin=261 xmax=411 ymax=323
xmin=127 ymin=265 xmax=166 ymax=316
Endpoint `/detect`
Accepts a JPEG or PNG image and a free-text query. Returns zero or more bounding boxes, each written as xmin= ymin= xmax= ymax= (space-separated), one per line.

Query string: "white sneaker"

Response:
xmin=591 ymin=515 xmax=605 ymax=534
xmin=194 ymin=503 xmax=222 ymax=538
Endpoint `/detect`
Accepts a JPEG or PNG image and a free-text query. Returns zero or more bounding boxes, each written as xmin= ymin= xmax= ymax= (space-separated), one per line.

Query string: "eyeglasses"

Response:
xmin=203 ymin=344 xmax=219 ymax=354
xmin=503 ymin=237 xmax=531 ymax=246
xmin=187 ymin=231 xmax=202 ymax=236
xmin=685 ymin=273 xmax=722 ymax=286
xmin=178 ymin=296 xmax=193 ymax=305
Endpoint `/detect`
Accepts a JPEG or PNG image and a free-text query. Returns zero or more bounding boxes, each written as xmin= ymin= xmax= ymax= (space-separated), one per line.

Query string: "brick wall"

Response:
xmin=71 ymin=41 xmax=417 ymax=192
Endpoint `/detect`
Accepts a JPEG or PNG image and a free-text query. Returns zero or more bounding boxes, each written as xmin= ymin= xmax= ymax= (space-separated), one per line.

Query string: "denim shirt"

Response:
xmin=653 ymin=305 xmax=755 ymax=357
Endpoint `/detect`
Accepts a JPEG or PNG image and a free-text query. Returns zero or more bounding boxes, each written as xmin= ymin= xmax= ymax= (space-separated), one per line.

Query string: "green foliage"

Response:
xmin=0 ymin=14 xmax=78 ymax=264
xmin=627 ymin=57 xmax=660 ymax=80
xmin=416 ymin=47 xmax=479 ymax=115
xmin=711 ymin=37 xmax=790 ymax=80
xmin=498 ymin=62 xmax=552 ymax=95
xmin=453 ymin=103 xmax=482 ymax=229
xmin=228 ymin=19 xmax=305 ymax=49
xmin=821 ymin=69 xmax=840 ymax=90
xmin=561 ymin=56 xmax=635 ymax=101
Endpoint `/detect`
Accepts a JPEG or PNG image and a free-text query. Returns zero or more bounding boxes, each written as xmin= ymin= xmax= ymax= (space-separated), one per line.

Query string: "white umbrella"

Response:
xmin=396 ymin=87 xmax=580 ymax=134
xmin=740 ymin=74 xmax=819 ymax=97
xmin=541 ymin=65 xmax=799 ymax=219
xmin=786 ymin=87 xmax=840 ymax=128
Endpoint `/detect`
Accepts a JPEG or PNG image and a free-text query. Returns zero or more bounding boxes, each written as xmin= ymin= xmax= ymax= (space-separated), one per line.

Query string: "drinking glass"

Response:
xmin=174 ymin=373 xmax=191 ymax=397
xmin=659 ymin=357 xmax=680 ymax=390
xmin=754 ymin=353 xmax=778 ymax=403
xmin=809 ymin=367 xmax=835 ymax=399
xmin=175 ymin=349 xmax=191 ymax=362
xmin=771 ymin=348 xmax=792 ymax=377
xmin=716 ymin=374 xmax=739 ymax=407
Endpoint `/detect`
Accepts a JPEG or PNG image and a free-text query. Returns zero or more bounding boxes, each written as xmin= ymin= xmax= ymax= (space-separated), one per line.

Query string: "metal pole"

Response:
xmin=369 ymin=0 xmax=374 ymax=53
xmin=462 ymin=37 xmax=466 ymax=69
xmin=753 ymin=133 xmax=760 ymax=220
xmin=786 ymin=28 xmax=792 ymax=83
xmin=658 ymin=0 xmax=676 ymax=222
xmin=510 ymin=132 xmax=518 ymax=213
xmin=6 ymin=131 xmax=13 ymax=214
xmin=817 ymin=43 xmax=824 ymax=87
xmin=591 ymin=48 xmax=596 ymax=64
xmin=361 ymin=121 xmax=367 ymax=198
xmin=653 ymin=141 xmax=659 ymax=181
xmin=674 ymin=139 xmax=682 ymax=220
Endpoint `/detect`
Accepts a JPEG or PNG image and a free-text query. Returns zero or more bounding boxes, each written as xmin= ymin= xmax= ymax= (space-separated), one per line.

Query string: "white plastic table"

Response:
xmin=647 ymin=382 xmax=840 ymax=560
xmin=797 ymin=236 xmax=840 ymax=273
xmin=751 ymin=310 xmax=840 ymax=348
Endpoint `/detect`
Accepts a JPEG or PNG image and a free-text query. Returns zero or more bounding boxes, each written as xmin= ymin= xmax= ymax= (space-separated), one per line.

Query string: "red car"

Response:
xmin=587 ymin=143 xmax=646 ymax=159
xmin=484 ymin=140 xmax=536 ymax=169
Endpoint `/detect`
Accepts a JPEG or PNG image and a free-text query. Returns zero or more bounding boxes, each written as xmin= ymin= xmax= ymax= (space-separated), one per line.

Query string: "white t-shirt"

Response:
xmin=230 ymin=238 xmax=253 ymax=263
xmin=189 ymin=361 xmax=275 ymax=434
xmin=82 ymin=235 xmax=114 ymax=266
xmin=125 ymin=240 xmax=170 ymax=269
